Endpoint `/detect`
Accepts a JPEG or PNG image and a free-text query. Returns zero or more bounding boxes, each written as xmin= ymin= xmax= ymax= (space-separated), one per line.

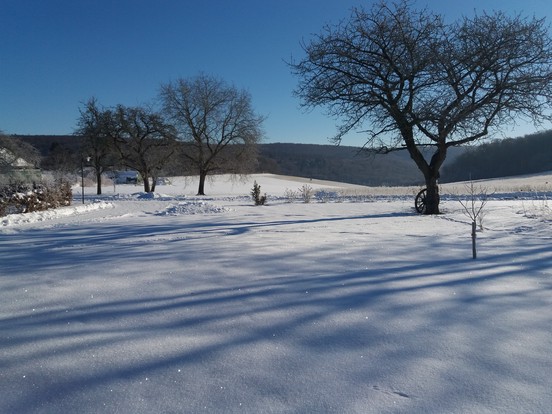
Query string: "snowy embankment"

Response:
xmin=0 ymin=173 xmax=551 ymax=414
xmin=1 ymin=201 xmax=114 ymax=227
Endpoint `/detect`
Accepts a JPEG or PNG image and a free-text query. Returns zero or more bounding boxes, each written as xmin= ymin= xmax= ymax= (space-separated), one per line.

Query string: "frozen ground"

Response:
xmin=1 ymin=173 xmax=551 ymax=413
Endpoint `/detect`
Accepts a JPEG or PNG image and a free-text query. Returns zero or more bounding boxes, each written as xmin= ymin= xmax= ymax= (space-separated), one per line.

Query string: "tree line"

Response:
xmin=15 ymin=131 xmax=550 ymax=189
xmin=442 ymin=130 xmax=552 ymax=182
xmin=16 ymin=137 xmax=426 ymax=188
xmin=76 ymin=74 xmax=263 ymax=195
xmin=257 ymin=143 xmax=425 ymax=186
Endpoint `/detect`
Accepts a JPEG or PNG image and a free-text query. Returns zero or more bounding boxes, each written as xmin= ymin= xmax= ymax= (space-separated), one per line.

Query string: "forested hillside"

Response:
xmin=442 ymin=130 xmax=552 ymax=182
xmin=14 ymin=136 xmax=427 ymax=186
xmin=15 ymin=132 xmax=551 ymax=186
xmin=257 ymin=143 xmax=424 ymax=186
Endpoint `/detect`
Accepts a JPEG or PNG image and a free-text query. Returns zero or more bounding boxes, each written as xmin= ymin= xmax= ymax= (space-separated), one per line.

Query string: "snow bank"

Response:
xmin=158 ymin=200 xmax=231 ymax=215
xmin=1 ymin=201 xmax=113 ymax=226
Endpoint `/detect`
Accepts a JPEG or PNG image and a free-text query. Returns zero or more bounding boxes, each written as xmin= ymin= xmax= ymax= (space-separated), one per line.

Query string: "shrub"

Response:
xmin=251 ymin=181 xmax=267 ymax=206
xmin=283 ymin=188 xmax=297 ymax=203
xmin=299 ymin=184 xmax=313 ymax=203
xmin=0 ymin=180 xmax=72 ymax=217
xmin=315 ymin=190 xmax=338 ymax=203
xmin=522 ymin=196 xmax=551 ymax=220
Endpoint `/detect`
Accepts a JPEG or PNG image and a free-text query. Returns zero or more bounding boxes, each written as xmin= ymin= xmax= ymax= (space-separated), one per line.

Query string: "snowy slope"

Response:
xmin=1 ymin=173 xmax=551 ymax=413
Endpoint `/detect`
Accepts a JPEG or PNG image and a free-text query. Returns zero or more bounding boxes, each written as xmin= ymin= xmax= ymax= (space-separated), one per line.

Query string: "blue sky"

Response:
xmin=1 ymin=0 xmax=551 ymax=146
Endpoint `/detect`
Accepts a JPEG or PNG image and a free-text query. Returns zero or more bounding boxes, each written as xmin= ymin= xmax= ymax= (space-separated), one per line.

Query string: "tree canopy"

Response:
xmin=109 ymin=105 xmax=177 ymax=193
xmin=160 ymin=74 xmax=264 ymax=195
xmin=292 ymin=0 xmax=552 ymax=213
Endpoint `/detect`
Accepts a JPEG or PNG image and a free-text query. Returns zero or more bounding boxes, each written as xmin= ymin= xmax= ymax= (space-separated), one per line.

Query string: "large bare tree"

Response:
xmin=160 ymin=74 xmax=264 ymax=195
xmin=75 ymin=98 xmax=118 ymax=195
xmin=109 ymin=105 xmax=177 ymax=193
xmin=291 ymin=1 xmax=552 ymax=214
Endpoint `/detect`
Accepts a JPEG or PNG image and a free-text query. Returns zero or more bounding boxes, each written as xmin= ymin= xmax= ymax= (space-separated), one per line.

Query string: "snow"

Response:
xmin=1 ymin=173 xmax=551 ymax=414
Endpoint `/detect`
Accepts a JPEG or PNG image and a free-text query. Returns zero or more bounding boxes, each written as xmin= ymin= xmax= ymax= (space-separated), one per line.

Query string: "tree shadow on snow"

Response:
xmin=1 ymin=213 xmax=551 ymax=413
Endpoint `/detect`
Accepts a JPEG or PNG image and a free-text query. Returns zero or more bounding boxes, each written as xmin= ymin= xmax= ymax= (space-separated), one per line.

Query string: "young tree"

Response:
xmin=110 ymin=105 xmax=177 ymax=193
xmin=291 ymin=1 xmax=552 ymax=214
xmin=75 ymin=98 xmax=118 ymax=195
xmin=160 ymin=74 xmax=264 ymax=195
xmin=458 ymin=181 xmax=489 ymax=260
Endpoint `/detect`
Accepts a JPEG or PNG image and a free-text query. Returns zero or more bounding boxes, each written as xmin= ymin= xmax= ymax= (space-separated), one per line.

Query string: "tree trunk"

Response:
xmin=142 ymin=174 xmax=151 ymax=193
xmin=420 ymin=144 xmax=446 ymax=215
xmin=197 ymin=170 xmax=207 ymax=195
xmin=400 ymin=126 xmax=444 ymax=215
xmin=424 ymin=175 xmax=440 ymax=215
xmin=471 ymin=221 xmax=477 ymax=259
xmin=96 ymin=171 xmax=102 ymax=195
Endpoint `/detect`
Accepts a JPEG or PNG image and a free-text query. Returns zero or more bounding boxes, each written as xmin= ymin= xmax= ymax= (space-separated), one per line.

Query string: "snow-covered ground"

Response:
xmin=1 ymin=173 xmax=551 ymax=413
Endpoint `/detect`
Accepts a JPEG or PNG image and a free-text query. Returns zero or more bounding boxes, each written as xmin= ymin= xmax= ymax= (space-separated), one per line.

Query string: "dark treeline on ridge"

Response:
xmin=14 ymin=136 xmax=428 ymax=187
xmin=12 ymin=130 xmax=552 ymax=186
xmin=257 ymin=143 xmax=424 ymax=186
xmin=442 ymin=130 xmax=552 ymax=182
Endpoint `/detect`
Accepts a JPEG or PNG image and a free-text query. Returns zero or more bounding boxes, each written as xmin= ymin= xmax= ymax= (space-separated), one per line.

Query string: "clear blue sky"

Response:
xmin=1 ymin=0 xmax=551 ymax=146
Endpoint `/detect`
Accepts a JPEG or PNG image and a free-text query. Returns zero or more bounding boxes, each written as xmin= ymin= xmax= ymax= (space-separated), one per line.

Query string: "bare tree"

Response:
xmin=458 ymin=181 xmax=490 ymax=259
xmin=291 ymin=1 xmax=552 ymax=214
xmin=75 ymin=98 xmax=118 ymax=195
xmin=160 ymin=74 xmax=264 ymax=195
xmin=109 ymin=105 xmax=177 ymax=193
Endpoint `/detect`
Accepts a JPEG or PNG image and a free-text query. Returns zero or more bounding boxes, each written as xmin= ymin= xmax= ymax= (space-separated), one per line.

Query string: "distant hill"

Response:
xmin=18 ymin=132 xmax=550 ymax=187
xmin=13 ymin=135 xmax=81 ymax=156
xmin=14 ymin=135 xmax=428 ymax=186
xmin=256 ymin=143 xmax=425 ymax=186
xmin=442 ymin=130 xmax=552 ymax=182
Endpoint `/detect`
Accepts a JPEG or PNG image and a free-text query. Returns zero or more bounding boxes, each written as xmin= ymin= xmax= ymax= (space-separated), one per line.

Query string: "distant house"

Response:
xmin=0 ymin=147 xmax=41 ymax=185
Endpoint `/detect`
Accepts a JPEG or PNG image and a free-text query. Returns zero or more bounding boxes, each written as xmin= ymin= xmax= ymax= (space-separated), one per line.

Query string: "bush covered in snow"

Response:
xmin=0 ymin=181 xmax=72 ymax=216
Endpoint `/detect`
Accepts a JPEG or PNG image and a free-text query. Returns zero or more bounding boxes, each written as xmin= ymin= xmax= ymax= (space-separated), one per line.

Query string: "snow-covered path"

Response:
xmin=1 ymin=174 xmax=551 ymax=413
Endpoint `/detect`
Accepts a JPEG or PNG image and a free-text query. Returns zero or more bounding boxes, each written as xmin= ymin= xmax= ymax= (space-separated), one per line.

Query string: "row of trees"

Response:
xmin=258 ymin=143 xmax=422 ymax=186
xmin=443 ymin=130 xmax=552 ymax=182
xmin=76 ymin=74 xmax=264 ymax=195
xmin=291 ymin=0 xmax=552 ymax=213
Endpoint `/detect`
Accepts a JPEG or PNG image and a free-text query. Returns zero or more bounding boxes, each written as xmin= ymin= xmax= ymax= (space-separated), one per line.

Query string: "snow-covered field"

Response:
xmin=1 ymin=173 xmax=551 ymax=413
